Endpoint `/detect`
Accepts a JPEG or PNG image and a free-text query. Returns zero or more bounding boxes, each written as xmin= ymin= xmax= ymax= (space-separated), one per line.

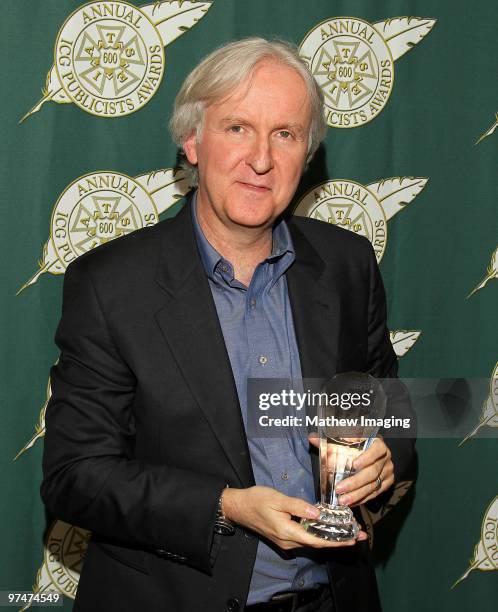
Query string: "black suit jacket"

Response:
xmin=41 ymin=199 xmax=414 ymax=612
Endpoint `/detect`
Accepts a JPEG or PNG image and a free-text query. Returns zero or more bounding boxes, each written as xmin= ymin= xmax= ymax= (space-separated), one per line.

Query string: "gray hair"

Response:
xmin=169 ymin=37 xmax=326 ymax=185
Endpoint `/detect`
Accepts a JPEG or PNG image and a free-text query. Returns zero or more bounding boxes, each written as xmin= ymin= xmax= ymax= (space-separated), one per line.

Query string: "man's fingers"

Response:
xmin=282 ymin=521 xmax=361 ymax=549
xmin=336 ymin=461 xmax=384 ymax=495
xmin=280 ymin=495 xmax=320 ymax=520
xmin=359 ymin=473 xmax=395 ymax=505
xmin=230 ymin=486 xmax=369 ymax=551
xmin=308 ymin=433 xmax=319 ymax=449
xmin=340 ymin=470 xmax=394 ymax=506
xmin=336 ymin=456 xmax=394 ymax=505
xmin=357 ymin=530 xmax=369 ymax=542
xmin=264 ymin=504 xmax=360 ymax=549
xmin=353 ymin=438 xmax=390 ymax=471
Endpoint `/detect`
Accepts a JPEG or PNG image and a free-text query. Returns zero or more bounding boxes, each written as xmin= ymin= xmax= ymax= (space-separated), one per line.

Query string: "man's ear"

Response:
xmin=183 ymin=130 xmax=198 ymax=165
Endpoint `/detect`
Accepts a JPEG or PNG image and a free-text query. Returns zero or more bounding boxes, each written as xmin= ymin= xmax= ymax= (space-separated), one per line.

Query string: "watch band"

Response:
xmin=214 ymin=486 xmax=235 ymax=536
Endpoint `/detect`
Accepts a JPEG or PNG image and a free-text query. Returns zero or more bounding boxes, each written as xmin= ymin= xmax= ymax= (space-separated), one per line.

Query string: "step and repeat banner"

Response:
xmin=1 ymin=1 xmax=496 ymax=610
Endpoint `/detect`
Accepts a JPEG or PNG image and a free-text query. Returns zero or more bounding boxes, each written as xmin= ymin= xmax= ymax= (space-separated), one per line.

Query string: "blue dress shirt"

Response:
xmin=191 ymin=194 xmax=328 ymax=604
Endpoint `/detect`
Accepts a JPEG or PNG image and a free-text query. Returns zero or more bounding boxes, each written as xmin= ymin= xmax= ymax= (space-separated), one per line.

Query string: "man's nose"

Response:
xmin=246 ymin=135 xmax=273 ymax=174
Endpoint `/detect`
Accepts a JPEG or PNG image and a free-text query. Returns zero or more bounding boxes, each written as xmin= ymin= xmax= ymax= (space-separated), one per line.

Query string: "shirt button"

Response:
xmin=297 ymin=579 xmax=305 ymax=588
xmin=281 ymin=472 xmax=289 ymax=480
xmin=250 ymin=298 xmax=256 ymax=308
xmin=259 ymin=355 xmax=268 ymax=365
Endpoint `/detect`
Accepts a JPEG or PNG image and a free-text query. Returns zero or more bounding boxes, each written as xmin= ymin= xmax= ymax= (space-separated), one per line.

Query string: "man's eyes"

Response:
xmin=226 ymin=126 xmax=295 ymax=139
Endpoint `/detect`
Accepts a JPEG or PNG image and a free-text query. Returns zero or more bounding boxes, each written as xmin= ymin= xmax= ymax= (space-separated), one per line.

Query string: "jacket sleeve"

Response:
xmin=40 ymin=257 xmax=226 ymax=574
xmin=365 ymin=243 xmax=416 ymax=486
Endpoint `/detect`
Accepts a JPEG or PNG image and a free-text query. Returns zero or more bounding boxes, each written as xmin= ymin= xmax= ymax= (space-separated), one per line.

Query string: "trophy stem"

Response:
xmin=301 ymin=372 xmax=387 ymax=543
xmin=319 ymin=434 xmax=328 ymax=505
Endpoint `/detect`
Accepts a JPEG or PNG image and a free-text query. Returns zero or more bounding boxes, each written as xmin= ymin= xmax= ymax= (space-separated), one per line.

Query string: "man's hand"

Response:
xmin=221 ymin=486 xmax=367 ymax=550
xmin=309 ymin=436 xmax=394 ymax=507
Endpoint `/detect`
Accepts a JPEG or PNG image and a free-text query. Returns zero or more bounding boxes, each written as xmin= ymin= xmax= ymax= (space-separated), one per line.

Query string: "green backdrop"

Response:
xmin=1 ymin=1 xmax=496 ymax=610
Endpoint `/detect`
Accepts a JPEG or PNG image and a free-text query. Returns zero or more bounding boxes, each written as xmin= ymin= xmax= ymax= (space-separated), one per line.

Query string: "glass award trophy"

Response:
xmin=301 ymin=372 xmax=387 ymax=541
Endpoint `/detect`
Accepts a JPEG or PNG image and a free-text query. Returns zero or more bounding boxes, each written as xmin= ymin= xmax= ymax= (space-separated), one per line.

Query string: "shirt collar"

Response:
xmin=191 ymin=190 xmax=296 ymax=283
xmin=191 ymin=191 xmax=222 ymax=280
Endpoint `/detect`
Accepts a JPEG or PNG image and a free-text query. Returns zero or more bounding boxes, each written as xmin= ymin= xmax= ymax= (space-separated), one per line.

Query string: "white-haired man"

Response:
xmin=42 ymin=38 xmax=414 ymax=612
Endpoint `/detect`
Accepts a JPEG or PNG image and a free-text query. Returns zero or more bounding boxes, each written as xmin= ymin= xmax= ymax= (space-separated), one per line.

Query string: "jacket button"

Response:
xmin=226 ymin=597 xmax=240 ymax=611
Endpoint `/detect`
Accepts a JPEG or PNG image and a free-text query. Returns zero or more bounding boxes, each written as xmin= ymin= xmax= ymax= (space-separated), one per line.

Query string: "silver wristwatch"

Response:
xmin=214 ymin=486 xmax=235 ymax=536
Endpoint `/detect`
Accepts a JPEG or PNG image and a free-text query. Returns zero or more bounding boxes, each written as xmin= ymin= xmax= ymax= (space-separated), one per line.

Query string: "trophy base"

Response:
xmin=301 ymin=503 xmax=359 ymax=542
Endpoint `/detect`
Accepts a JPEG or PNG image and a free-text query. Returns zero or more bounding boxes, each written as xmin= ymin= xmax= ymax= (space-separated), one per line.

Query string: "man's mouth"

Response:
xmin=237 ymin=181 xmax=271 ymax=192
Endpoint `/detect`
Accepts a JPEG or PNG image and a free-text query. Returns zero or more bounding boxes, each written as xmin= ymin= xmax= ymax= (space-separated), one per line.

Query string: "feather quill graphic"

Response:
xmin=372 ymin=17 xmax=436 ymax=61
xmin=367 ymin=177 xmax=428 ymax=220
xmin=389 ymin=331 xmax=422 ymax=357
xmin=467 ymin=246 xmax=498 ymax=298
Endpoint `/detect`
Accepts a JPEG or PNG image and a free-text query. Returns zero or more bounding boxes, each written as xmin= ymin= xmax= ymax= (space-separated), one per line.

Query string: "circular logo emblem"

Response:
xmin=491 ymin=362 xmax=498 ymax=409
xmin=45 ymin=520 xmax=91 ymax=598
xmin=294 ymin=180 xmax=387 ymax=262
xmin=481 ymin=497 xmax=498 ymax=571
xmin=300 ymin=17 xmax=394 ymax=128
xmin=51 ymin=171 xmax=159 ymax=269
xmin=55 ymin=1 xmax=165 ymax=117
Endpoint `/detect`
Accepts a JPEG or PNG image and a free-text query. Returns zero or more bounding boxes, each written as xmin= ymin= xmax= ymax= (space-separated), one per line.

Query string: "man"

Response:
xmin=41 ymin=38 xmax=414 ymax=612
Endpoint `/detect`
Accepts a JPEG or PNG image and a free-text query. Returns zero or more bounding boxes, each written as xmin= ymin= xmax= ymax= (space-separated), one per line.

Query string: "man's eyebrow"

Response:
xmin=219 ymin=116 xmax=306 ymax=133
xmin=219 ymin=116 xmax=250 ymax=125
xmin=280 ymin=123 xmax=306 ymax=133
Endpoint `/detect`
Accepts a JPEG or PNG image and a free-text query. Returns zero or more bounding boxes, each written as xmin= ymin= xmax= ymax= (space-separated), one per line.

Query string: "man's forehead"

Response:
xmin=207 ymin=61 xmax=310 ymax=120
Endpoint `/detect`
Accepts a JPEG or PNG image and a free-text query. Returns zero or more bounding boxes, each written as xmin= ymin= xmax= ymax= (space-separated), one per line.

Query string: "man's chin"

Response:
xmin=226 ymin=196 xmax=284 ymax=228
xmin=227 ymin=211 xmax=276 ymax=230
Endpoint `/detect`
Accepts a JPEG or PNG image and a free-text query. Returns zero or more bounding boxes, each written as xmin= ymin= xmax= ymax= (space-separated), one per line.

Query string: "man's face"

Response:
xmin=183 ymin=60 xmax=311 ymax=231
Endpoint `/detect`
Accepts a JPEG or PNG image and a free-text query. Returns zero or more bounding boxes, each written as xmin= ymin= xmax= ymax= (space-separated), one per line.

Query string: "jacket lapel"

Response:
xmin=286 ymin=219 xmax=342 ymax=491
xmin=153 ymin=202 xmax=254 ymax=488
xmin=286 ymin=219 xmax=341 ymax=380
